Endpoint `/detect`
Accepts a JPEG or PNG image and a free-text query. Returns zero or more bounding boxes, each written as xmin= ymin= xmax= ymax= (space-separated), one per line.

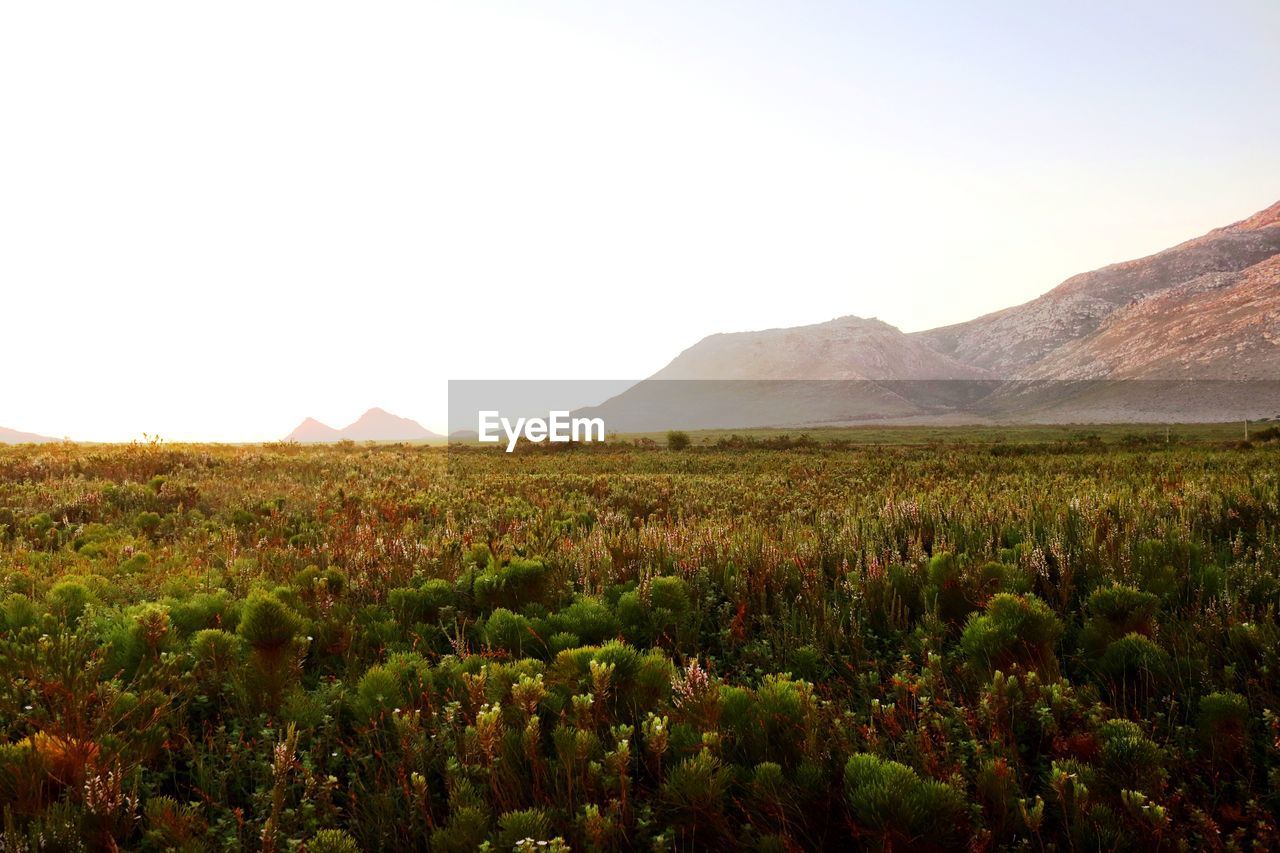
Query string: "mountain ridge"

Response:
xmin=285 ymin=408 xmax=440 ymax=443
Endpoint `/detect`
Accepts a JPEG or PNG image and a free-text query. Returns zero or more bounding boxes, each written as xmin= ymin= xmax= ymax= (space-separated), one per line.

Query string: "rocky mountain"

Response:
xmin=588 ymin=198 xmax=1280 ymax=429
xmin=913 ymin=199 xmax=1280 ymax=377
xmin=0 ymin=426 xmax=61 ymax=444
xmin=285 ymin=408 xmax=440 ymax=442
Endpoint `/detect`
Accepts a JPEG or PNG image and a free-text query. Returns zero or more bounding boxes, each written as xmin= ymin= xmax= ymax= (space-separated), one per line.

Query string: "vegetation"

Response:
xmin=0 ymin=433 xmax=1277 ymax=849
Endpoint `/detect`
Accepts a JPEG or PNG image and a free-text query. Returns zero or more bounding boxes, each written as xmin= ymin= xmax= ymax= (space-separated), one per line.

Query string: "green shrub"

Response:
xmin=168 ymin=591 xmax=237 ymax=636
xmin=47 ymin=580 xmax=94 ymax=623
xmin=496 ymin=808 xmax=553 ymax=848
xmin=960 ymin=593 xmax=1063 ymax=676
xmin=190 ymin=628 xmax=242 ymax=673
xmin=481 ymin=608 xmax=536 ymax=656
xmin=1080 ymin=584 xmax=1159 ymax=657
xmin=237 ymin=591 xmax=302 ymax=651
xmin=1097 ymin=719 xmax=1165 ymax=795
xmin=843 ymin=753 xmax=966 ymax=846
xmin=666 ymin=430 xmax=691 ymax=451
xmin=617 ymin=576 xmax=694 ymax=646
xmin=388 ymin=579 xmax=455 ymax=625
xmin=546 ymin=596 xmax=618 ymax=645
xmin=307 ymin=829 xmax=360 ymax=853
xmin=662 ymin=751 xmax=731 ymax=826
xmin=1198 ymin=691 xmax=1249 ymax=761
xmin=292 ymin=565 xmax=347 ymax=598
xmin=1096 ymin=633 xmax=1170 ymax=698
xmin=1 ymin=594 xmax=38 ymax=631
xmin=459 ymin=557 xmax=553 ymax=611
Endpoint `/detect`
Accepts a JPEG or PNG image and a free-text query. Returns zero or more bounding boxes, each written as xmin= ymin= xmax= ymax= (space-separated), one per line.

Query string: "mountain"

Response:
xmin=0 ymin=426 xmax=61 ymax=444
xmin=286 ymin=418 xmax=343 ymax=443
xmin=586 ymin=198 xmax=1280 ymax=429
xmin=652 ymin=315 xmax=989 ymax=380
xmin=913 ymin=199 xmax=1280 ymax=377
xmin=340 ymin=408 xmax=440 ymax=441
xmin=285 ymin=408 xmax=440 ymax=442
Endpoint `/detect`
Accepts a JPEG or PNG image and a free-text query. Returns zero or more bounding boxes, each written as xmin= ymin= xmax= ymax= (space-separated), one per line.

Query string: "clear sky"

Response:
xmin=2 ymin=1 xmax=1278 ymax=441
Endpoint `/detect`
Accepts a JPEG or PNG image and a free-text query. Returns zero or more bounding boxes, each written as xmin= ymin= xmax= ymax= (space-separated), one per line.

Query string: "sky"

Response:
xmin=2 ymin=1 xmax=1278 ymax=441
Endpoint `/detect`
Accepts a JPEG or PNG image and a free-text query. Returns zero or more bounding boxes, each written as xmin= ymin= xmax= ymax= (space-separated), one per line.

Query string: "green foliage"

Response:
xmin=459 ymin=557 xmax=553 ymax=611
xmin=47 ymin=579 xmax=94 ymax=623
xmin=960 ymin=593 xmax=1063 ymax=676
xmin=1081 ymin=584 xmax=1160 ymax=657
xmin=843 ymin=753 xmax=966 ymax=845
xmin=388 ymin=579 xmax=455 ymax=624
xmin=0 ymin=437 xmax=1277 ymax=850
xmin=496 ymin=808 xmax=553 ymax=848
xmin=307 ymin=829 xmax=360 ymax=853
xmin=236 ymin=590 xmax=301 ymax=650
xmin=666 ymin=430 xmax=691 ymax=451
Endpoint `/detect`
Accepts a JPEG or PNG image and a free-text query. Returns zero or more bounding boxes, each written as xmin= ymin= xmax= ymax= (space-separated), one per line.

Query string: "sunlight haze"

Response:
xmin=2 ymin=1 xmax=1278 ymax=440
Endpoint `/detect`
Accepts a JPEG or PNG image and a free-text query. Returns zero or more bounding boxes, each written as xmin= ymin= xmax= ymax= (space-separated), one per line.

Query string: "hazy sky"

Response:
xmin=3 ymin=1 xmax=1278 ymax=441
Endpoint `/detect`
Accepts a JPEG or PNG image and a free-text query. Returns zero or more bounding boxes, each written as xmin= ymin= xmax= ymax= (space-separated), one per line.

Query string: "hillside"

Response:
xmin=0 ymin=426 xmax=61 ymax=444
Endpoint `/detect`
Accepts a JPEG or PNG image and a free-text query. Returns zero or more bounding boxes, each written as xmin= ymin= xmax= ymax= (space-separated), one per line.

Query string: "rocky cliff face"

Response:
xmin=912 ymin=200 xmax=1280 ymax=377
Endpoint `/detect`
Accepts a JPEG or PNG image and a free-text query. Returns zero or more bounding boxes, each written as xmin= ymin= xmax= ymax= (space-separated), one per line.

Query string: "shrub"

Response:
xmin=1095 ymin=633 xmax=1170 ymax=700
xmin=843 ymin=754 xmax=966 ymax=846
xmin=720 ymin=675 xmax=815 ymax=768
xmin=292 ymin=565 xmax=347 ymax=598
xmin=666 ymin=431 xmax=691 ymax=451
xmin=617 ymin=576 xmax=695 ymax=647
xmin=1198 ymin=691 xmax=1249 ymax=762
xmin=135 ymin=511 xmax=163 ymax=535
xmin=662 ymin=751 xmax=731 ymax=828
xmin=47 ymin=580 xmax=94 ymax=623
xmin=168 ymin=591 xmax=237 ymax=635
xmin=1081 ymin=584 xmax=1159 ymax=657
xmin=960 ymin=593 xmax=1063 ymax=676
xmin=1 ymin=594 xmax=38 ymax=631
xmin=190 ymin=628 xmax=242 ymax=675
xmin=237 ymin=591 xmax=302 ymax=651
xmin=459 ymin=557 xmax=554 ymax=611
xmin=388 ymin=579 xmax=455 ymax=625
xmin=546 ymin=596 xmax=618 ymax=645
xmin=307 ymin=829 xmax=361 ymax=853
xmin=352 ymin=652 xmax=432 ymax=722
xmin=481 ymin=608 xmax=536 ymax=656
xmin=1097 ymin=719 xmax=1166 ymax=795
xmin=496 ymin=808 xmax=553 ymax=848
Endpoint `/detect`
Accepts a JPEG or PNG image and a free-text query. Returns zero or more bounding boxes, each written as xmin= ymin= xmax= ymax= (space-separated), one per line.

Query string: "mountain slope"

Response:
xmin=913 ymin=200 xmax=1280 ymax=376
xmin=1026 ymin=254 xmax=1280 ymax=380
xmin=652 ymin=315 xmax=990 ymax=380
xmin=285 ymin=408 xmax=440 ymax=442
xmin=0 ymin=426 xmax=61 ymax=444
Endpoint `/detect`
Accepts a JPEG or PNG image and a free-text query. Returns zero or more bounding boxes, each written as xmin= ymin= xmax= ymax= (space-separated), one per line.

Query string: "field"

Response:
xmin=0 ymin=434 xmax=1278 ymax=850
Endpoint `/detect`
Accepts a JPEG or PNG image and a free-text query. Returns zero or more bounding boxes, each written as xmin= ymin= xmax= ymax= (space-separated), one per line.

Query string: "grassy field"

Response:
xmin=0 ymin=433 xmax=1278 ymax=850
